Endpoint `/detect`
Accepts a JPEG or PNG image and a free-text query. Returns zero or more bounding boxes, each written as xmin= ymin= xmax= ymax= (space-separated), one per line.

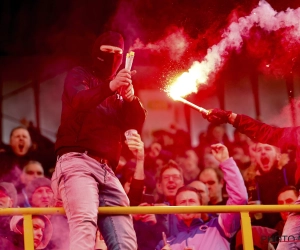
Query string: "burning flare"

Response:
xmin=166 ymin=0 xmax=300 ymax=99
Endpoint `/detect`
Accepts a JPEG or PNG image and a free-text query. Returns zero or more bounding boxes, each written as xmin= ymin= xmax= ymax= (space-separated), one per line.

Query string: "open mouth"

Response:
xmin=18 ymin=144 xmax=24 ymax=152
xmin=167 ymin=185 xmax=177 ymax=192
xmin=260 ymin=157 xmax=270 ymax=166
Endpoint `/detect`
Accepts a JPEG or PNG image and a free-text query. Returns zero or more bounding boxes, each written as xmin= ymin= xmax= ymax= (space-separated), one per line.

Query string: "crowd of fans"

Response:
xmin=0 ymin=121 xmax=297 ymax=249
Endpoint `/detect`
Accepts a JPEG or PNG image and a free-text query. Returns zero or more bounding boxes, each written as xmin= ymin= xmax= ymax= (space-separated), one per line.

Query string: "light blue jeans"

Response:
xmin=51 ymin=152 xmax=137 ymax=250
xmin=276 ymin=198 xmax=300 ymax=250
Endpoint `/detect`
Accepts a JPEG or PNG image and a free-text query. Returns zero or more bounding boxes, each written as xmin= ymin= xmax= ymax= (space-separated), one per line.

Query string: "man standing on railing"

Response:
xmin=156 ymin=144 xmax=248 ymax=250
xmin=51 ymin=31 xmax=146 ymax=250
xmin=202 ymin=108 xmax=300 ymax=250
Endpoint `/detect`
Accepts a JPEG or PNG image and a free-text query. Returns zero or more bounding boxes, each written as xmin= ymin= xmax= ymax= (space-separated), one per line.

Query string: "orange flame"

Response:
xmin=166 ymin=61 xmax=209 ymax=100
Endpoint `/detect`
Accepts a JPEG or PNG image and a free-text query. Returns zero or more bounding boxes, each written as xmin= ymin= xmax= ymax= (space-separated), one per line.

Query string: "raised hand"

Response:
xmin=211 ymin=143 xmax=229 ymax=163
xmin=125 ymin=132 xmax=144 ymax=161
xmin=109 ymin=69 xmax=132 ymax=92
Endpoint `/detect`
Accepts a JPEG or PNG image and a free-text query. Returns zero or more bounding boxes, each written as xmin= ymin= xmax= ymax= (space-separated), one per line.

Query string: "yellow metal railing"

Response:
xmin=1 ymin=205 xmax=300 ymax=250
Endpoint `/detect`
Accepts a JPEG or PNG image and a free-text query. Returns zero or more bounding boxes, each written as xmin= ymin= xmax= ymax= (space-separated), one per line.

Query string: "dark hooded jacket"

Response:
xmin=55 ymin=32 xmax=146 ymax=169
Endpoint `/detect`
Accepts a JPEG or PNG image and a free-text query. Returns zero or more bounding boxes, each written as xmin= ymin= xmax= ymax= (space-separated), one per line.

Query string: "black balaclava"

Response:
xmin=92 ymin=31 xmax=124 ymax=81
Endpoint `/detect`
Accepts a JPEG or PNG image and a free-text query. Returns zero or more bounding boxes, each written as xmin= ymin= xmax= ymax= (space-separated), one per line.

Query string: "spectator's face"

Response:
xmin=177 ymin=150 xmax=199 ymax=173
xmin=255 ymin=143 xmax=280 ymax=173
xmin=148 ymin=142 xmax=162 ymax=158
xmin=278 ymin=190 xmax=298 ymax=222
xmin=188 ymin=181 xmax=209 ymax=205
xmin=10 ymin=128 xmax=31 ymax=156
xmin=158 ymin=168 xmax=184 ymax=200
xmin=211 ymin=125 xmax=225 ymax=142
xmin=32 ymin=217 xmax=45 ymax=248
xmin=18 ymin=217 xmax=45 ymax=248
xmin=203 ymin=153 xmax=220 ymax=169
xmin=21 ymin=163 xmax=44 ymax=186
xmin=31 ymin=187 xmax=53 ymax=207
xmin=0 ymin=190 xmax=13 ymax=208
xmin=199 ymin=169 xmax=223 ymax=204
xmin=175 ymin=190 xmax=201 ymax=223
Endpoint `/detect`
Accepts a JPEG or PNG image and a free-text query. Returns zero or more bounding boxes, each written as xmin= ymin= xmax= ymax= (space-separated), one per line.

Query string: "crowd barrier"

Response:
xmin=1 ymin=205 xmax=300 ymax=250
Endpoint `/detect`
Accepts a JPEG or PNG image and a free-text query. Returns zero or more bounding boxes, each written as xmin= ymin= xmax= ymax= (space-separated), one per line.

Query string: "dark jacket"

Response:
xmin=55 ymin=66 xmax=146 ymax=169
xmin=254 ymin=165 xmax=296 ymax=228
xmin=233 ymin=114 xmax=300 ymax=186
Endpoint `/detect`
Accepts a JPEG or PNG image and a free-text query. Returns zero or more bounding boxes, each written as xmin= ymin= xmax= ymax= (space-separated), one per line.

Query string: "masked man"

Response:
xmin=52 ymin=31 xmax=146 ymax=250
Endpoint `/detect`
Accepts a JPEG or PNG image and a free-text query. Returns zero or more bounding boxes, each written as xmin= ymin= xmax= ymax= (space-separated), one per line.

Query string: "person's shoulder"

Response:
xmin=69 ymin=66 xmax=90 ymax=75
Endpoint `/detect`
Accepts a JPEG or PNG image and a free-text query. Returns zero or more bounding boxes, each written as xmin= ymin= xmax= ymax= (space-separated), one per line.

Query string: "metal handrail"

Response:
xmin=1 ymin=205 xmax=299 ymax=250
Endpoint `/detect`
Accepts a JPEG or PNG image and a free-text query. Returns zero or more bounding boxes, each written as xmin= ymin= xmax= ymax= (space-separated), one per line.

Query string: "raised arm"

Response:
xmin=211 ymin=143 xmax=248 ymax=238
xmin=203 ymin=108 xmax=298 ymax=149
xmin=126 ymin=132 xmax=145 ymax=206
xmin=64 ymin=67 xmax=133 ymax=112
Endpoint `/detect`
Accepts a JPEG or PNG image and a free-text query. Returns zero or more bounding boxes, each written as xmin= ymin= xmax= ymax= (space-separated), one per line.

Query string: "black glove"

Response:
xmin=202 ymin=108 xmax=232 ymax=124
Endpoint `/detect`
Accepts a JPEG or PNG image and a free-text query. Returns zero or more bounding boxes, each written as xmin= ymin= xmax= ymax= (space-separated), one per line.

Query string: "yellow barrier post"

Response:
xmin=240 ymin=212 xmax=254 ymax=250
xmin=23 ymin=214 xmax=34 ymax=250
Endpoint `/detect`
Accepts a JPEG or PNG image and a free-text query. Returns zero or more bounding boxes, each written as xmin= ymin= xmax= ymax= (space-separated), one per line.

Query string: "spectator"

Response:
xmin=0 ymin=126 xmax=55 ymax=183
xmin=133 ymin=160 xmax=184 ymax=248
xmin=20 ymin=161 xmax=44 ymax=186
xmin=188 ymin=180 xmax=212 ymax=222
xmin=25 ymin=177 xmax=53 ymax=208
xmin=202 ymin=152 xmax=221 ymax=169
xmin=156 ymin=160 xmax=184 ymax=206
xmin=230 ymin=143 xmax=251 ymax=173
xmin=176 ymin=148 xmax=200 ymax=184
xmin=0 ymin=182 xmax=17 ymax=208
xmin=275 ymin=186 xmax=299 ymax=236
xmin=199 ymin=167 xmax=227 ymax=205
xmin=202 ymin=108 xmax=300 ymax=250
xmin=9 ymin=215 xmax=53 ymax=249
xmin=234 ymin=226 xmax=277 ymax=250
xmin=0 ymin=126 xmax=32 ymax=187
xmin=156 ymin=143 xmax=248 ymax=250
xmin=20 ymin=119 xmax=56 ymax=177
xmin=0 ymin=182 xmax=18 ymax=239
xmin=17 ymin=161 xmax=45 ymax=207
xmin=152 ymin=130 xmax=175 ymax=154
xmin=251 ymin=142 xmax=296 ymax=228
xmin=143 ymin=142 xmax=172 ymax=194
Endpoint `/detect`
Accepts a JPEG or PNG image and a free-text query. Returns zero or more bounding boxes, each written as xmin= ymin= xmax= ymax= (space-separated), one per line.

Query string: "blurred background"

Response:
xmin=1 ymin=0 xmax=300 ymax=147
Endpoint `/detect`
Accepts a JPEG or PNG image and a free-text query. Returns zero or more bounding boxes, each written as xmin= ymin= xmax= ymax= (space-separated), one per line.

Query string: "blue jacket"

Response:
xmin=156 ymin=157 xmax=248 ymax=250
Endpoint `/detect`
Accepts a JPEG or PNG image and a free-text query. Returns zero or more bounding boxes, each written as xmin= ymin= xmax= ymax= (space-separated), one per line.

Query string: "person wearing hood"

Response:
xmin=8 ymin=215 xmax=53 ymax=250
xmin=0 ymin=182 xmax=18 ymax=241
xmin=156 ymin=144 xmax=248 ymax=250
xmin=52 ymin=31 xmax=146 ymax=250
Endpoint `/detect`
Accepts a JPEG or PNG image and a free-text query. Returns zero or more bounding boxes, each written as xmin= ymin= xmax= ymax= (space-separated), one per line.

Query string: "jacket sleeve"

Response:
xmin=120 ymin=96 xmax=147 ymax=133
xmin=63 ymin=66 xmax=114 ymax=111
xmin=218 ymin=157 xmax=248 ymax=238
xmin=234 ymin=114 xmax=300 ymax=184
xmin=233 ymin=114 xmax=299 ymax=149
xmin=127 ymin=178 xmax=144 ymax=206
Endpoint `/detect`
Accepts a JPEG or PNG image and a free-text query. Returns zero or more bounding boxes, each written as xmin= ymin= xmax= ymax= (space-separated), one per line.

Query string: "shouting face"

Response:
xmin=255 ymin=143 xmax=280 ymax=173
xmin=10 ymin=128 xmax=31 ymax=156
